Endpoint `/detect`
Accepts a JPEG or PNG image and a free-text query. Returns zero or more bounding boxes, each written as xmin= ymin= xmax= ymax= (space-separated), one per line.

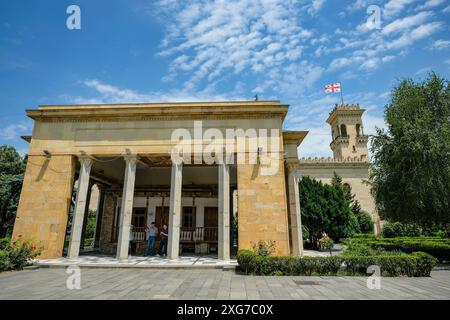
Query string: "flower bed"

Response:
xmin=0 ymin=236 xmax=42 ymax=272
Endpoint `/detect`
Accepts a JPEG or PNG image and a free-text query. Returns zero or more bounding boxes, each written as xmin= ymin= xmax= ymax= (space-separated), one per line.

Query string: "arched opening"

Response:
xmin=356 ymin=124 xmax=361 ymax=136
xmin=340 ymin=124 xmax=347 ymax=137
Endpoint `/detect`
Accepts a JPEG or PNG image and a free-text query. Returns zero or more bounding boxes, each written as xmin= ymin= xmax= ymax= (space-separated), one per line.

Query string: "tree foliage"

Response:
xmin=0 ymin=146 xmax=26 ymax=237
xmin=331 ymin=173 xmax=374 ymax=234
xmin=370 ymin=73 xmax=450 ymax=225
xmin=299 ymin=176 xmax=358 ymax=247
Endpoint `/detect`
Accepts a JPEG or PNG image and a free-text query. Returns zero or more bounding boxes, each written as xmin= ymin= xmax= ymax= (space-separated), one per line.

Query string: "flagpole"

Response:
xmin=340 ymin=82 xmax=344 ymax=105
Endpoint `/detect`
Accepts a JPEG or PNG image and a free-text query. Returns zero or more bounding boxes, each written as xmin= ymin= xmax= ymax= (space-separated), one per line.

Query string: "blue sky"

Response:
xmin=1 ymin=0 xmax=449 ymax=157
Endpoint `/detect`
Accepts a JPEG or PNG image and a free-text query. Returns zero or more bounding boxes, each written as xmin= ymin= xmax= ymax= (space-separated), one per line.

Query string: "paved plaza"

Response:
xmin=35 ymin=251 xmax=330 ymax=269
xmin=0 ymin=267 xmax=449 ymax=300
xmin=36 ymin=255 xmax=238 ymax=269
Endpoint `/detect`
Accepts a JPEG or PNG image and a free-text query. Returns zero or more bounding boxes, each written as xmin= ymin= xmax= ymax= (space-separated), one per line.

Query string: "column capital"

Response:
xmin=77 ymin=155 xmax=93 ymax=167
xmin=286 ymin=161 xmax=300 ymax=173
xmin=123 ymin=154 xmax=138 ymax=164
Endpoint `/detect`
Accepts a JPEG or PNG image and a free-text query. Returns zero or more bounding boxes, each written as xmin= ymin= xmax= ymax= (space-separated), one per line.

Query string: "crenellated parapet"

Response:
xmin=328 ymin=103 xmax=362 ymax=115
xmin=299 ymin=156 xmax=368 ymax=163
xmin=297 ymin=156 xmax=370 ymax=168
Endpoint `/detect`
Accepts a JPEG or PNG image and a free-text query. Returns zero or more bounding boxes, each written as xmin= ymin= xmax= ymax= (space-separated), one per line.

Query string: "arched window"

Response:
xmin=340 ymin=124 xmax=347 ymax=136
xmin=356 ymin=124 xmax=361 ymax=136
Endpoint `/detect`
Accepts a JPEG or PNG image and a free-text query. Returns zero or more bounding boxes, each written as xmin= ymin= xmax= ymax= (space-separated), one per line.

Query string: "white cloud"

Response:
xmin=416 ymin=0 xmax=446 ymax=11
xmin=443 ymin=5 xmax=450 ymax=12
xmin=384 ymin=0 xmax=417 ymax=19
xmin=307 ymin=0 xmax=326 ymax=15
xmin=429 ymin=39 xmax=450 ymax=50
xmin=346 ymin=0 xmax=384 ymax=13
xmin=386 ymin=22 xmax=443 ymax=49
xmin=154 ymin=0 xmax=315 ymax=90
xmin=0 ymin=122 xmax=33 ymax=140
xmin=298 ymin=124 xmax=333 ymax=157
xmin=382 ymin=11 xmax=433 ymax=35
xmin=69 ymin=79 xmax=247 ymax=104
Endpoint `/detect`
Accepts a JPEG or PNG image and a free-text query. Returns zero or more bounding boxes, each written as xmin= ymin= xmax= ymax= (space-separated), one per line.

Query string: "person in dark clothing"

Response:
xmin=158 ymin=224 xmax=169 ymax=256
xmin=145 ymin=222 xmax=158 ymax=256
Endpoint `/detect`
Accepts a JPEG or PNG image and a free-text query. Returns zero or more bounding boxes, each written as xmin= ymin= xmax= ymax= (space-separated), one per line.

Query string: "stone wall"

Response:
xmin=98 ymin=192 xmax=118 ymax=255
xmin=237 ymin=160 xmax=290 ymax=256
xmin=12 ymin=155 xmax=75 ymax=258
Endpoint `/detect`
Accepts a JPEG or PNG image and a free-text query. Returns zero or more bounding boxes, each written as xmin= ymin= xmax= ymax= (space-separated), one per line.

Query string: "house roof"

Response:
xmin=26 ymin=100 xmax=289 ymax=121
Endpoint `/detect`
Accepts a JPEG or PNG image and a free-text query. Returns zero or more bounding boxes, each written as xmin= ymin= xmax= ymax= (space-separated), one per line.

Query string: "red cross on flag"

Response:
xmin=325 ymin=83 xmax=341 ymax=93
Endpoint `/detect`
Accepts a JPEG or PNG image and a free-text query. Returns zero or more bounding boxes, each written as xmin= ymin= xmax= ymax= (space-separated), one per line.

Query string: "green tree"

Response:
xmin=332 ymin=172 xmax=374 ymax=234
xmin=371 ymin=73 xmax=450 ymax=225
xmin=0 ymin=145 xmax=26 ymax=237
xmin=351 ymin=201 xmax=374 ymax=234
xmin=299 ymin=176 xmax=358 ymax=248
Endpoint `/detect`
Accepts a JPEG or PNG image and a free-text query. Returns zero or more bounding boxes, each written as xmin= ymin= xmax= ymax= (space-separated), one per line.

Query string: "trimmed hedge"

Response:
xmin=237 ymin=250 xmax=437 ymax=277
xmin=343 ymin=235 xmax=450 ymax=262
xmin=367 ymin=241 xmax=450 ymax=262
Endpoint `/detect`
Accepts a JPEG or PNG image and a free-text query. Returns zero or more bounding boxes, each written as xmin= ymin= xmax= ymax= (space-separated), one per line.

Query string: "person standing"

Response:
xmin=145 ymin=222 xmax=158 ymax=256
xmin=129 ymin=225 xmax=136 ymax=256
xmin=157 ymin=224 xmax=169 ymax=257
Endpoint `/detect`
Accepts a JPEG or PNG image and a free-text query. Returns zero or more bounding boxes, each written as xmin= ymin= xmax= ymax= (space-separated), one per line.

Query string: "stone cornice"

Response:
xmin=27 ymin=101 xmax=289 ymax=122
xmin=283 ymin=131 xmax=309 ymax=146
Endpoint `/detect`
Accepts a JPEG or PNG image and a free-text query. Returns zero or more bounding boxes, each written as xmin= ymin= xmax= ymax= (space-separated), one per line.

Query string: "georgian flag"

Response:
xmin=325 ymin=83 xmax=341 ymax=93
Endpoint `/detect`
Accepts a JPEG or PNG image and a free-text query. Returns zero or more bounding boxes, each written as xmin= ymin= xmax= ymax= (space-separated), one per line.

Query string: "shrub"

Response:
xmin=343 ymin=235 xmax=450 ymax=262
xmin=355 ymin=211 xmax=374 ymax=234
xmin=237 ymin=250 xmax=436 ymax=277
xmin=315 ymin=256 xmax=342 ymax=275
xmin=367 ymin=240 xmax=450 ymax=262
xmin=381 ymin=221 xmax=448 ymax=238
xmin=0 ymin=250 xmax=10 ymax=271
xmin=236 ymin=250 xmax=255 ymax=274
xmin=412 ymin=252 xmax=437 ymax=277
xmin=251 ymin=240 xmax=275 ymax=257
xmin=342 ymin=240 xmax=375 ymax=256
xmin=343 ymin=255 xmax=376 ymax=275
xmin=0 ymin=236 xmax=42 ymax=272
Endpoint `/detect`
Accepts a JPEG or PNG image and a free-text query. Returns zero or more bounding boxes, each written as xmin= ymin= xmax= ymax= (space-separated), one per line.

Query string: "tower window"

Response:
xmin=340 ymin=124 xmax=347 ymax=136
xmin=356 ymin=124 xmax=361 ymax=136
xmin=353 ymin=145 xmax=356 ymax=152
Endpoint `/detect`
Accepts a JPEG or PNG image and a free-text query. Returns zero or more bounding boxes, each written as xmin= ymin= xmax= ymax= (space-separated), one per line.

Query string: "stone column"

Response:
xmin=67 ymin=157 xmax=93 ymax=259
xmin=287 ymin=164 xmax=303 ymax=256
xmin=167 ymin=162 xmax=183 ymax=259
xmin=218 ymin=163 xmax=230 ymax=260
xmin=116 ymin=155 xmax=137 ymax=259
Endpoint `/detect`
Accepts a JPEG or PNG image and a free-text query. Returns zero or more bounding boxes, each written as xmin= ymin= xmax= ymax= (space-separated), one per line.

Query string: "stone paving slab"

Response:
xmin=35 ymin=255 xmax=238 ymax=269
xmin=0 ymin=268 xmax=449 ymax=300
